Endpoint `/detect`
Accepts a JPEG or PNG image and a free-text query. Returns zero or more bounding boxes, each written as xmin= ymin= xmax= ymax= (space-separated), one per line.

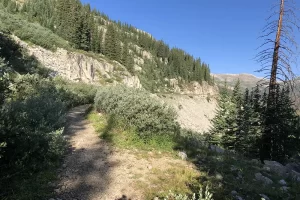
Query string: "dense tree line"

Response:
xmin=1 ymin=0 xmax=212 ymax=85
xmin=210 ymin=81 xmax=300 ymax=163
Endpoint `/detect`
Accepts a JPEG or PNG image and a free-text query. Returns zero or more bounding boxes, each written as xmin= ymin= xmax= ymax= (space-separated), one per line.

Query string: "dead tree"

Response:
xmin=256 ymin=0 xmax=299 ymax=162
xmin=256 ymin=0 xmax=299 ymax=99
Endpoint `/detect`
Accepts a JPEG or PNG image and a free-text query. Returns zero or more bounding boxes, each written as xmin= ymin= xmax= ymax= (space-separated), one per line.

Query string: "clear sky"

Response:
xmin=81 ymin=0 xmax=300 ymax=76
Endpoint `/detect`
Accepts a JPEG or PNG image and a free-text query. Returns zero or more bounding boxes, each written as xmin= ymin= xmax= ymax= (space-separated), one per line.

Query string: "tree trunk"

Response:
xmin=268 ymin=0 xmax=284 ymax=101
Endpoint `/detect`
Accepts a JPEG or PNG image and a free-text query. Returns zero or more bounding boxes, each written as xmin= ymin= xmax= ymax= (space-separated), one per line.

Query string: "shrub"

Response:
xmin=0 ymin=95 xmax=66 ymax=170
xmin=164 ymin=186 xmax=214 ymax=200
xmin=94 ymin=85 xmax=179 ymax=137
xmin=8 ymin=74 xmax=97 ymax=108
xmin=0 ymin=7 xmax=70 ymax=51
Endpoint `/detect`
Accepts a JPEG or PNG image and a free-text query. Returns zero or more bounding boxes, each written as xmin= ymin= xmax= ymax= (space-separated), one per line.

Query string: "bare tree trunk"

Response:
xmin=268 ymin=0 xmax=284 ymax=101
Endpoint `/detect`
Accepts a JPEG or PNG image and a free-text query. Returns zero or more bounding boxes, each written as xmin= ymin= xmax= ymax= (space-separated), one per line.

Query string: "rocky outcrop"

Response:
xmin=12 ymin=35 xmax=142 ymax=88
xmin=168 ymin=79 xmax=218 ymax=96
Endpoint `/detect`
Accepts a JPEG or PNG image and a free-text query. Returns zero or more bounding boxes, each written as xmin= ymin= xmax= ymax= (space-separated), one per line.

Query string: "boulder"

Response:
xmin=231 ymin=190 xmax=238 ymax=196
xmin=278 ymin=179 xmax=287 ymax=186
xmin=264 ymin=160 xmax=288 ymax=177
xmin=285 ymin=162 xmax=300 ymax=173
xmin=255 ymin=173 xmax=273 ymax=185
xmin=178 ymin=151 xmax=187 ymax=160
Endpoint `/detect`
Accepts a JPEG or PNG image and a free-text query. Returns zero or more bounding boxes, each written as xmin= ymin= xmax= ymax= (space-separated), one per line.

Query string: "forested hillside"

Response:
xmin=0 ymin=0 xmax=213 ymax=91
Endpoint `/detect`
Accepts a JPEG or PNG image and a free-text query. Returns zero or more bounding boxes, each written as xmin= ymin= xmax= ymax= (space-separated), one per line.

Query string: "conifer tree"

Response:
xmin=104 ymin=24 xmax=121 ymax=61
xmin=209 ymin=82 xmax=232 ymax=145
xmin=221 ymin=80 xmax=242 ymax=150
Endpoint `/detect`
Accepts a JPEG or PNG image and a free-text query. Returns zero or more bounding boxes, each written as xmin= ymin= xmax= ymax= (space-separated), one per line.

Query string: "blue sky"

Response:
xmin=81 ymin=0 xmax=300 ymax=76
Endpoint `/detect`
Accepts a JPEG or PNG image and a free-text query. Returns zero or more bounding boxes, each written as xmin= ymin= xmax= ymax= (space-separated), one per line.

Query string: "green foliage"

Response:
xmin=94 ymin=85 xmax=179 ymax=137
xmin=210 ymin=81 xmax=300 ymax=162
xmin=0 ymin=57 xmax=11 ymax=104
xmin=0 ymin=98 xmax=66 ymax=169
xmin=0 ymin=72 xmax=97 ymax=199
xmin=88 ymin=111 xmax=177 ymax=152
xmin=164 ymin=186 xmax=214 ymax=200
xmin=105 ymin=24 xmax=121 ymax=62
xmin=0 ymin=0 xmax=213 ymax=90
xmin=0 ymin=7 xmax=70 ymax=50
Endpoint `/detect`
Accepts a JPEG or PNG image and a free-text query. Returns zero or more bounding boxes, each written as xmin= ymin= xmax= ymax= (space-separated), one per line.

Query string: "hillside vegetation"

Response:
xmin=1 ymin=0 xmax=214 ymax=92
xmin=1 ymin=0 xmax=300 ymax=200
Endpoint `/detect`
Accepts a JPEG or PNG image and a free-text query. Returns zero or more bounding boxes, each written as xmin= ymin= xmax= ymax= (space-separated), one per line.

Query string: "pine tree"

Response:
xmin=209 ymin=82 xmax=232 ymax=145
xmin=221 ymin=80 xmax=242 ymax=150
xmin=121 ymin=40 xmax=129 ymax=65
xmin=104 ymin=24 xmax=121 ymax=61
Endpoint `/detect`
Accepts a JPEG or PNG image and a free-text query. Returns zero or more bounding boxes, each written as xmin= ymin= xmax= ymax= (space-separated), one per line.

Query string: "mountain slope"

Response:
xmin=1 ymin=0 xmax=214 ymax=93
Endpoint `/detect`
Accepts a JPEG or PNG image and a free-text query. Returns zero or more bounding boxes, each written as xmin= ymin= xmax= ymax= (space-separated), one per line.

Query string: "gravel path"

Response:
xmin=53 ymin=105 xmax=142 ymax=200
xmin=52 ymin=105 xmax=195 ymax=200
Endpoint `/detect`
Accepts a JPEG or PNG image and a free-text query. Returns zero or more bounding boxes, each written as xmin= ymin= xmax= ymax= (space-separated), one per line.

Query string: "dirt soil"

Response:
xmin=161 ymin=94 xmax=217 ymax=133
xmin=53 ymin=105 xmax=194 ymax=200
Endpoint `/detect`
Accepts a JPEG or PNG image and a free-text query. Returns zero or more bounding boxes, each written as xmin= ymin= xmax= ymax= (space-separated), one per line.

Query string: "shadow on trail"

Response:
xmin=55 ymin=105 xmax=114 ymax=200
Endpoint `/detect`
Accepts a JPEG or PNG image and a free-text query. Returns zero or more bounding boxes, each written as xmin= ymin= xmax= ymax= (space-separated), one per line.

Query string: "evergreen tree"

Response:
xmin=104 ymin=24 xmax=121 ymax=61
xmin=221 ymin=80 xmax=242 ymax=150
xmin=209 ymin=82 xmax=232 ymax=145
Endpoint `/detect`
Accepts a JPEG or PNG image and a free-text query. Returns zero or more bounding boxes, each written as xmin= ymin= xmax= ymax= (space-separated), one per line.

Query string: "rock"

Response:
xmin=235 ymin=196 xmax=244 ymax=200
xmin=259 ymin=194 xmax=270 ymax=200
xmin=264 ymin=160 xmax=300 ymax=181
xmin=250 ymin=159 xmax=260 ymax=165
xmin=263 ymin=166 xmax=271 ymax=172
xmin=147 ymin=165 xmax=152 ymax=170
xmin=264 ymin=160 xmax=288 ymax=177
xmin=289 ymin=170 xmax=300 ymax=182
xmin=280 ymin=186 xmax=290 ymax=192
xmin=255 ymin=173 xmax=273 ymax=185
xmin=178 ymin=151 xmax=187 ymax=160
xmin=209 ymin=145 xmax=225 ymax=154
xmin=279 ymin=179 xmax=287 ymax=185
xmin=215 ymin=173 xmax=223 ymax=180
xmin=62 ymin=164 xmax=67 ymax=168
xmin=12 ymin=35 xmax=142 ymax=88
xmin=230 ymin=165 xmax=238 ymax=172
xmin=231 ymin=190 xmax=238 ymax=196
xmin=153 ymin=197 xmax=159 ymax=200
xmin=54 ymin=188 xmax=60 ymax=193
xmin=285 ymin=162 xmax=300 ymax=173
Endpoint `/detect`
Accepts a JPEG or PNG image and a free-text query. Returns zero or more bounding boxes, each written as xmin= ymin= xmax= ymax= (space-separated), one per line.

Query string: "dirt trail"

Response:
xmin=53 ymin=105 xmax=194 ymax=200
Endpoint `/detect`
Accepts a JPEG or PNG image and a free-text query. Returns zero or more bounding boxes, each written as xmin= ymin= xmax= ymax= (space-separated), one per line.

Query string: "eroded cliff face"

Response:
xmin=12 ymin=35 xmax=142 ymax=88
xmin=168 ymin=78 xmax=218 ymax=97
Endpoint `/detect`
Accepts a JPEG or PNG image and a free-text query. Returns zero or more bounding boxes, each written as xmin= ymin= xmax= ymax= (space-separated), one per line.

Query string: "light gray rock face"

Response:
xmin=255 ymin=173 xmax=273 ymax=185
xmin=13 ymin=35 xmax=142 ymax=88
xmin=168 ymin=79 xmax=218 ymax=96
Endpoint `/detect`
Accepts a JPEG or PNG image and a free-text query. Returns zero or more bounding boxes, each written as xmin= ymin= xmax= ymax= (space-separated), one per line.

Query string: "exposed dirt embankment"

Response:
xmin=160 ymin=94 xmax=217 ymax=133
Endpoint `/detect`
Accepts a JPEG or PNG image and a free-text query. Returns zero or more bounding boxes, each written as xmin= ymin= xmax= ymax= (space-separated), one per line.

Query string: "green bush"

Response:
xmin=8 ymin=74 xmax=97 ymax=108
xmin=54 ymin=78 xmax=97 ymax=108
xmin=0 ymin=7 xmax=70 ymax=51
xmin=0 ymin=95 xmax=66 ymax=170
xmin=94 ymin=85 xmax=179 ymax=137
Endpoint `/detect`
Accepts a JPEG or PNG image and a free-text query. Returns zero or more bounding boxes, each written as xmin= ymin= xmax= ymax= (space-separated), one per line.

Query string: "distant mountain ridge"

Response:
xmin=213 ymin=73 xmax=264 ymax=89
